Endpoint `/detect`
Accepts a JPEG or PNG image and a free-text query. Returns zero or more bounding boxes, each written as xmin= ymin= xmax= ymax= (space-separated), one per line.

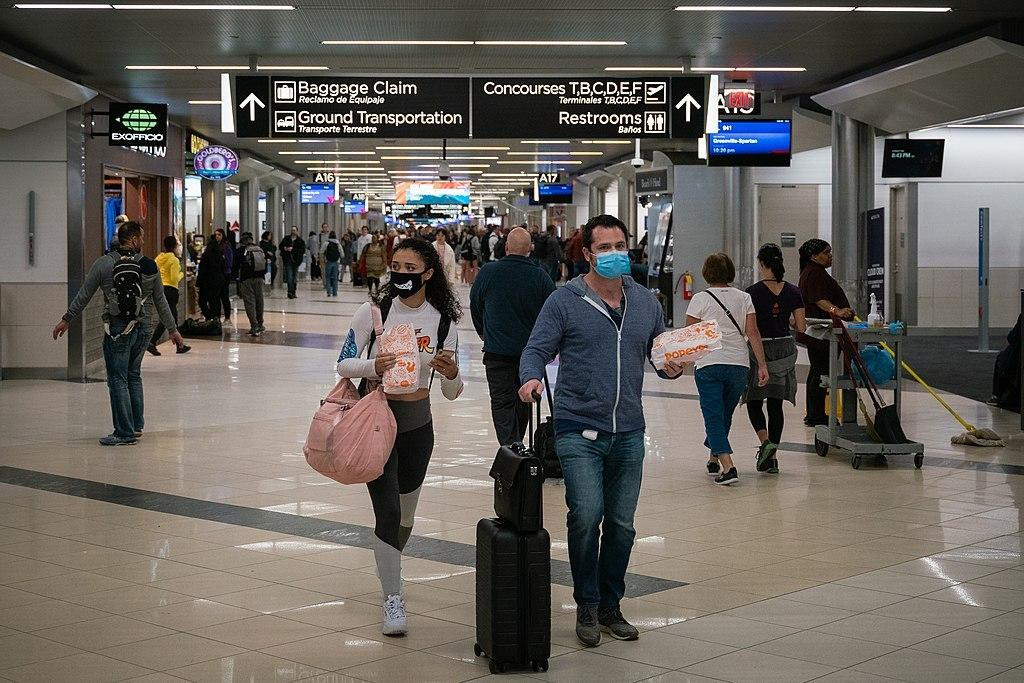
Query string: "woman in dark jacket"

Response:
xmin=197 ymin=229 xmax=227 ymax=321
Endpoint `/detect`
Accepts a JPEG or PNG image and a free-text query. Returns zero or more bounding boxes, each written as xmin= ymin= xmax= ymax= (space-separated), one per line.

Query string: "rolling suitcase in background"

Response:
xmin=474 ymin=517 xmax=550 ymax=674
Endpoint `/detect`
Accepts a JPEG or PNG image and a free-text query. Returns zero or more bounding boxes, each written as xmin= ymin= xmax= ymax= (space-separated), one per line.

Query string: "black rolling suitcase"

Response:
xmin=474 ymin=517 xmax=550 ymax=675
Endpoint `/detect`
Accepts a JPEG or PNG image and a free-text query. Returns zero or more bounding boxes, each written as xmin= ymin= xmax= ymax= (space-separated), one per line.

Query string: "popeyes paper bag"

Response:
xmin=651 ymin=320 xmax=722 ymax=367
xmin=381 ymin=323 xmax=420 ymax=395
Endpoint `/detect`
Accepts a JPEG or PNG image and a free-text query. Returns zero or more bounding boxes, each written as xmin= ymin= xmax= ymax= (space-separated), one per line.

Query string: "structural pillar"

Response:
xmin=201 ymin=179 xmax=225 ymax=237
xmin=588 ymin=183 xmax=605 ymax=219
xmin=617 ymin=178 xmax=637 ymax=245
xmin=239 ymin=179 xmax=260 ymax=236
xmin=831 ymin=112 xmax=875 ymax=314
xmin=266 ymin=185 xmax=282 ymax=239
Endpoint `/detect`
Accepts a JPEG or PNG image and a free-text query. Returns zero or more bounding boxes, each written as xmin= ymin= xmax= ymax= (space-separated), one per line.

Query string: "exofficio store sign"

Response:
xmin=108 ymin=103 xmax=168 ymax=147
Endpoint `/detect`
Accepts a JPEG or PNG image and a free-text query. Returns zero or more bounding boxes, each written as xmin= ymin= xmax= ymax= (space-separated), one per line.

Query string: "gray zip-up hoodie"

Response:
xmin=519 ymin=275 xmax=669 ymax=435
xmin=62 ymin=250 xmax=177 ymax=332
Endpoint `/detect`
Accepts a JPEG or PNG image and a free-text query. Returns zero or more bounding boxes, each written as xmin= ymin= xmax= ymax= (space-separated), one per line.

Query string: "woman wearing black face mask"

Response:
xmin=335 ymin=237 xmax=463 ymax=638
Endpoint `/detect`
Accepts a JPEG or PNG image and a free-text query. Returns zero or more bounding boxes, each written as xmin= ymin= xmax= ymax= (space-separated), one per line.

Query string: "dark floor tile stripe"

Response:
xmin=0 ymin=465 xmax=684 ymax=598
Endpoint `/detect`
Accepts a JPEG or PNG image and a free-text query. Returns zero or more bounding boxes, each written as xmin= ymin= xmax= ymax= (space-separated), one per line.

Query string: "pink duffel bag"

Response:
xmin=303 ymin=304 xmax=397 ymax=484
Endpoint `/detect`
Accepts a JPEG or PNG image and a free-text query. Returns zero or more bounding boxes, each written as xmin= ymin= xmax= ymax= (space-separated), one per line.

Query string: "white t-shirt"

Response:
xmin=337 ymin=298 xmax=463 ymax=400
xmin=686 ymin=287 xmax=755 ymax=369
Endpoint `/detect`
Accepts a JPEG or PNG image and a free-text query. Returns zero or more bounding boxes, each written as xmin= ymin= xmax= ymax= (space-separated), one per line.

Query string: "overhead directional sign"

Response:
xmin=234 ymin=76 xmax=269 ymax=138
xmin=670 ymin=76 xmax=710 ymax=139
xmin=471 ymin=78 xmax=676 ymax=138
xmin=235 ymin=76 xmax=470 ymax=139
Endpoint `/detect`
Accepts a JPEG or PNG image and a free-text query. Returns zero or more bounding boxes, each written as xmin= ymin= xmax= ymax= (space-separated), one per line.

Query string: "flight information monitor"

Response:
xmin=708 ymin=119 xmax=792 ymax=167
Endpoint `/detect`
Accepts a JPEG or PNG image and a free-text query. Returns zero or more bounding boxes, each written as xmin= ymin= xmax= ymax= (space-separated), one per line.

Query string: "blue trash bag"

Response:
xmin=852 ymin=344 xmax=896 ymax=386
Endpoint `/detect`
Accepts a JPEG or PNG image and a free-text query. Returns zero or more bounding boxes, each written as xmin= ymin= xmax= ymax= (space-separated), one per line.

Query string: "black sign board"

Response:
xmin=258 ymin=76 xmax=469 ymax=138
xmin=472 ymin=78 xmax=676 ymax=138
xmin=881 ymin=139 xmax=944 ymax=178
xmin=670 ymin=77 xmax=710 ymax=139
xmin=108 ymin=103 xmax=168 ymax=147
xmin=635 ymin=169 xmax=669 ymax=194
xmin=234 ymin=77 xmax=270 ymax=138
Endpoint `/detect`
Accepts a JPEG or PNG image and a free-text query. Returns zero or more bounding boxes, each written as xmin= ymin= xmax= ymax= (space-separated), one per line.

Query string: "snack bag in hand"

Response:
xmin=651 ymin=320 xmax=722 ymax=367
xmin=381 ymin=323 xmax=419 ymax=394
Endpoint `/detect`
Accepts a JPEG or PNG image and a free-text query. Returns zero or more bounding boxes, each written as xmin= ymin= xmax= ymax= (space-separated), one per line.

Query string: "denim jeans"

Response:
xmin=324 ymin=261 xmax=339 ymax=295
xmin=103 ymin=320 xmax=151 ymax=438
xmin=694 ymin=364 xmax=749 ymax=456
xmin=284 ymin=262 xmax=298 ymax=296
xmin=555 ymin=429 xmax=645 ymax=609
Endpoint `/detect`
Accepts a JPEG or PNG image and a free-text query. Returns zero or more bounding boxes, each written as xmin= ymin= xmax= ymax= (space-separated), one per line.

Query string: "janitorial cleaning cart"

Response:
xmin=807 ymin=318 xmax=924 ymax=470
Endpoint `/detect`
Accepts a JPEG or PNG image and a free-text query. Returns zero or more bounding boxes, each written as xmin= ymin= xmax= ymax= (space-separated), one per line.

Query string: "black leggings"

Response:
xmin=366 ymin=421 xmax=434 ymax=551
xmin=747 ymin=399 xmax=785 ymax=445
xmin=806 ymin=341 xmax=831 ymax=421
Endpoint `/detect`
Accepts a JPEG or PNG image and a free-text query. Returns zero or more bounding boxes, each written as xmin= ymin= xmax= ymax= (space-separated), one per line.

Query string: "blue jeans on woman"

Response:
xmin=694 ymin=364 xmax=749 ymax=456
xmin=324 ymin=260 xmax=339 ymax=295
xmin=103 ymin=319 xmax=151 ymax=439
xmin=555 ymin=429 xmax=645 ymax=609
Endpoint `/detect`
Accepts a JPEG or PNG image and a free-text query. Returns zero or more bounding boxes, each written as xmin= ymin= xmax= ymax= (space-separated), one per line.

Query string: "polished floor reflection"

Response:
xmin=0 ymin=279 xmax=1021 ymax=682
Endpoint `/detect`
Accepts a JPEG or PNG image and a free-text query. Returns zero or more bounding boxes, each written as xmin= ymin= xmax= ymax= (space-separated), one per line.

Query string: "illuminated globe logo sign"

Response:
xmin=194 ymin=145 xmax=239 ymax=180
xmin=118 ymin=108 xmax=159 ymax=132
xmin=108 ymin=102 xmax=167 ymax=147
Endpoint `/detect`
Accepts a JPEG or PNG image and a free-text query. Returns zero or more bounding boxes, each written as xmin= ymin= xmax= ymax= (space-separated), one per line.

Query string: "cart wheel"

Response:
xmin=473 ymin=643 xmax=483 ymax=658
xmin=852 ymin=456 xmax=862 ymax=470
xmin=914 ymin=454 xmax=924 ymax=469
xmin=533 ymin=660 xmax=549 ymax=672
xmin=814 ymin=438 xmax=829 ymax=457
xmin=488 ymin=660 xmax=502 ymax=675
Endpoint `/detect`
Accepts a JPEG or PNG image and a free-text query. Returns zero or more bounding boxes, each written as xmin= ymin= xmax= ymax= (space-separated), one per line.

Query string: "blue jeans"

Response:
xmin=284 ymin=262 xmax=298 ymax=296
xmin=555 ymin=429 xmax=645 ymax=609
xmin=324 ymin=261 xmax=339 ymax=295
xmin=694 ymin=364 xmax=749 ymax=456
xmin=103 ymin=320 xmax=151 ymax=438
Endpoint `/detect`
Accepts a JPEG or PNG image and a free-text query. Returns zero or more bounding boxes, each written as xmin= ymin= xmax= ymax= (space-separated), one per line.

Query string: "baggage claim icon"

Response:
xmin=194 ymin=145 xmax=240 ymax=180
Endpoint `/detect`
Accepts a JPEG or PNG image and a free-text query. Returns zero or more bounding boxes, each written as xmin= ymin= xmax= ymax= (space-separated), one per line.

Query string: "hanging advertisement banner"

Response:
xmin=194 ymin=145 xmax=239 ymax=180
xmin=864 ymin=207 xmax=885 ymax=315
xmin=108 ymin=102 xmax=168 ymax=147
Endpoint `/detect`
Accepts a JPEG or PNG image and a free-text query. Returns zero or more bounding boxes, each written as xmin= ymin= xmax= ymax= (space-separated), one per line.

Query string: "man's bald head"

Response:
xmin=505 ymin=227 xmax=532 ymax=256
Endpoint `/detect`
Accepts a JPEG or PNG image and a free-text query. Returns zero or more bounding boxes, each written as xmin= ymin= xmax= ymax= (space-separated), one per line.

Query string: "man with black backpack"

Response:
xmin=238 ymin=232 xmax=267 ymax=336
xmin=52 ymin=221 xmax=184 ymax=446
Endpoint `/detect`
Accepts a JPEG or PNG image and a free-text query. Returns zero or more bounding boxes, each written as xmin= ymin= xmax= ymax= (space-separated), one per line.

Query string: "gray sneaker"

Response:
xmin=99 ymin=434 xmax=137 ymax=446
xmin=599 ymin=606 xmax=639 ymax=641
xmin=576 ymin=604 xmax=602 ymax=647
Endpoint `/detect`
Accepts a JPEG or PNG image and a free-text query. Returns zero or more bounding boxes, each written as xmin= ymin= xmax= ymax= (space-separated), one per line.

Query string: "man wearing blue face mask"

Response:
xmin=518 ymin=214 xmax=683 ymax=649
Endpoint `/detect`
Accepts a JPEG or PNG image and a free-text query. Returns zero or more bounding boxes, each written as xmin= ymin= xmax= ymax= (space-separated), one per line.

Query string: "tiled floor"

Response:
xmin=0 ymin=280 xmax=1021 ymax=682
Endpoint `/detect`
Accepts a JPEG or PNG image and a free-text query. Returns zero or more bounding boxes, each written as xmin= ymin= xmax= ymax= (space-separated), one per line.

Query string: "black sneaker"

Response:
xmin=598 ymin=606 xmax=639 ymax=641
xmin=575 ymin=605 xmax=602 ymax=647
xmin=146 ymin=344 xmax=161 ymax=356
xmin=176 ymin=344 xmax=191 ymax=354
xmin=714 ymin=467 xmax=739 ymax=486
xmin=756 ymin=442 xmax=778 ymax=472
xmin=706 ymin=459 xmax=721 ymax=476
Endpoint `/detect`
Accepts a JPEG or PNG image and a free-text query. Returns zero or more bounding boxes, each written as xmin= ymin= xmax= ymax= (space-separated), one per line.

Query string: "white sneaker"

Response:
xmin=381 ymin=593 xmax=407 ymax=636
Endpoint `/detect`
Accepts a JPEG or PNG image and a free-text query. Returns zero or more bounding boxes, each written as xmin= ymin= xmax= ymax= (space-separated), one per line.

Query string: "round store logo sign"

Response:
xmin=118 ymin=108 xmax=159 ymax=132
xmin=194 ymin=145 xmax=239 ymax=180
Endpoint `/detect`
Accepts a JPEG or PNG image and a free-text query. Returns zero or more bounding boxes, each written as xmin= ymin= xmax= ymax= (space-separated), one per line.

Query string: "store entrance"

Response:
xmin=103 ymin=166 xmax=170 ymax=259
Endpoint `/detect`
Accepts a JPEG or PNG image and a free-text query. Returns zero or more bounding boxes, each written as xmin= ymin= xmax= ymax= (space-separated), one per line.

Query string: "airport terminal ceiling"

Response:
xmin=2 ymin=0 xmax=1024 ymax=182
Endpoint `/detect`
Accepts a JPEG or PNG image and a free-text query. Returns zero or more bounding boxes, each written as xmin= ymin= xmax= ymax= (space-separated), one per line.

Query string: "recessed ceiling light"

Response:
xmin=322 ymin=39 xmax=474 ymax=45
xmin=507 ymin=151 xmax=603 ymax=156
xmin=257 ymin=65 xmax=329 ymax=70
xmin=294 ymin=159 xmax=381 ymax=164
xmin=14 ymin=3 xmax=111 ymax=8
xmin=482 ymin=172 xmax=534 ymax=176
xmin=278 ymin=151 xmax=376 ymax=155
xmin=196 ymin=65 xmax=248 ymax=70
xmin=125 ymin=65 xmax=196 ymax=70
xmin=675 ymin=5 xmax=854 ymax=11
xmin=948 ymin=124 xmax=1024 ymax=128
xmin=853 ymin=6 xmax=951 ymax=11
xmin=604 ymin=67 xmax=685 ymax=72
xmin=475 ymin=40 xmax=627 ymax=46
xmin=691 ymin=66 xmax=806 ymax=72
xmin=380 ymin=155 xmax=498 ymax=160
xmin=417 ymin=164 xmax=491 ymax=168
xmin=449 ymin=146 xmax=509 ymax=150
xmin=580 ymin=140 xmax=632 ymax=144
xmin=520 ymin=140 xmax=571 ymax=144
xmin=188 ymin=100 xmax=221 ymax=104
xmin=497 ymin=160 xmax=583 ymax=165
xmin=112 ymin=3 xmax=294 ymax=8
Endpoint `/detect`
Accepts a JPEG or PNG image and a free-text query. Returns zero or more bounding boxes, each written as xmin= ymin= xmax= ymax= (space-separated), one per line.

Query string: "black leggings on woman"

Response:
xmin=747 ymin=398 xmax=785 ymax=445
xmin=366 ymin=421 xmax=434 ymax=551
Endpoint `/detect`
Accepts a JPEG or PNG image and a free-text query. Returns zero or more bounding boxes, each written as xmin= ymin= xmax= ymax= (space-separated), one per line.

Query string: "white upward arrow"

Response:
xmin=239 ymin=92 xmax=266 ymax=121
xmin=674 ymin=93 xmax=702 ymax=121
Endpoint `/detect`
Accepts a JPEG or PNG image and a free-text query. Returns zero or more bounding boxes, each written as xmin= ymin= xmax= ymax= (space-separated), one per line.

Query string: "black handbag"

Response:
xmin=490 ymin=404 xmax=544 ymax=533
xmin=533 ymin=376 xmax=560 ymax=479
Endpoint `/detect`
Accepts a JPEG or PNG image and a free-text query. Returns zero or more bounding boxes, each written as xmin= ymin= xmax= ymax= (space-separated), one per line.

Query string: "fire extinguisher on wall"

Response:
xmin=677 ymin=271 xmax=694 ymax=300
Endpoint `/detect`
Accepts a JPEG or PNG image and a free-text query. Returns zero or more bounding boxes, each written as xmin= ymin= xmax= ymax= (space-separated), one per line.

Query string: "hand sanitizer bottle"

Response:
xmin=867 ymin=293 xmax=884 ymax=328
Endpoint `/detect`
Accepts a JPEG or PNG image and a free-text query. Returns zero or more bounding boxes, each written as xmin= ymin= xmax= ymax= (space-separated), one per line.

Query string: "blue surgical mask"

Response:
xmin=593 ymin=250 xmax=631 ymax=279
